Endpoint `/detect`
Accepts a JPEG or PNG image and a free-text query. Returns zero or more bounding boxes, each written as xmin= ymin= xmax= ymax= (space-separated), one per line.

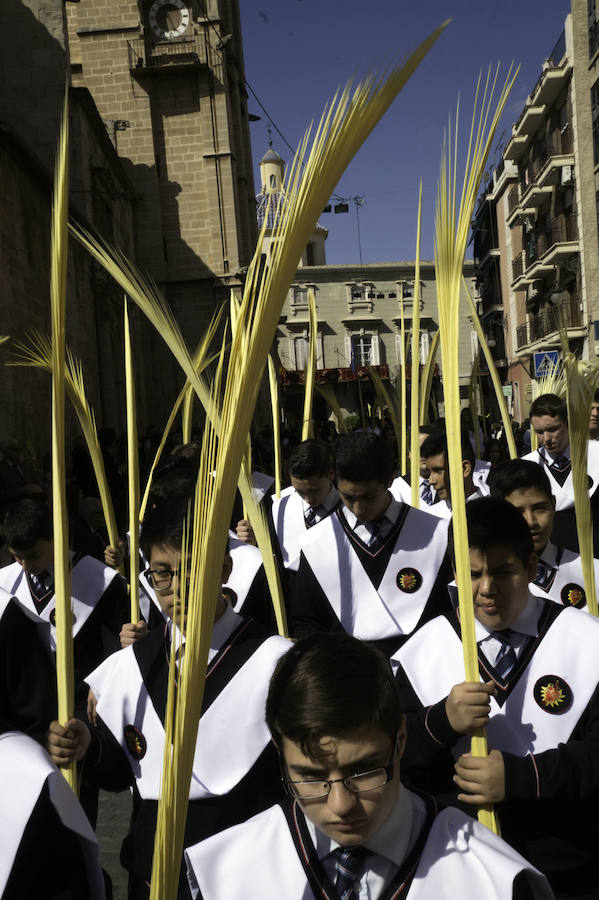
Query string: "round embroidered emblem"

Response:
xmin=396 ymin=567 xmax=423 ymax=593
xmin=560 ymin=583 xmax=586 ymax=609
xmin=533 ymin=676 xmax=572 ymax=714
xmin=124 ymin=725 xmax=147 ymax=760
xmin=49 ymin=608 xmax=76 ymax=627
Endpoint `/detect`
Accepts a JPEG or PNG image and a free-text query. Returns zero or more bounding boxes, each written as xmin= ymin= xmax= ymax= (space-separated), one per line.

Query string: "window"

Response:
xmin=306 ymin=242 xmax=315 ymax=266
xmin=294 ymin=337 xmax=310 ymax=370
xmin=352 ymin=334 xmax=372 ymax=366
xmin=270 ymin=174 xmax=277 ymax=189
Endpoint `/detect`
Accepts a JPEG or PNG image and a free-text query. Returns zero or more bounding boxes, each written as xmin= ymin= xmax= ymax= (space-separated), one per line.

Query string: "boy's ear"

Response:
xmin=462 ymin=459 xmax=472 ymax=479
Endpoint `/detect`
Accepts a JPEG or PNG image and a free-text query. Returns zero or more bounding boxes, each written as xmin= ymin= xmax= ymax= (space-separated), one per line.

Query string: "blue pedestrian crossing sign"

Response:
xmin=533 ymin=350 xmax=559 ymax=378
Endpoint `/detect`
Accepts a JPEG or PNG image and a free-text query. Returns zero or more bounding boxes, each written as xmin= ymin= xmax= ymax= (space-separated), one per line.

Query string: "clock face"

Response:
xmin=148 ymin=0 xmax=190 ymax=40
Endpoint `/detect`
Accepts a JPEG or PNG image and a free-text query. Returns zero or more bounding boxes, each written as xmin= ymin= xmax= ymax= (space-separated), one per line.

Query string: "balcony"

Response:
xmin=511 ymin=215 xmax=578 ymax=287
xmin=512 ymin=252 xmax=524 ymax=282
xmin=515 ymin=297 xmax=585 ymax=351
xmin=507 ymin=132 xmax=574 ymax=225
xmin=128 ymin=36 xmax=208 ymax=72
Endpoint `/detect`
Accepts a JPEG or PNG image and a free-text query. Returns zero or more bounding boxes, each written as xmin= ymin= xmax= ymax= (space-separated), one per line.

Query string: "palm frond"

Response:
xmin=434 ymin=64 xmax=518 ymax=834
xmin=10 ymin=333 xmax=120 ymax=558
xmin=268 ymin=356 xmax=282 ymax=497
xmin=301 ymin=289 xmax=318 ymax=440
xmin=420 ymin=329 xmax=440 ymax=423
xmin=50 ymin=91 xmax=76 ymax=792
xmin=410 ymin=182 xmax=423 ymax=506
xmin=316 ymin=383 xmax=348 ymax=434
xmin=462 ymin=277 xmax=517 ymax=458
xmin=124 ymin=299 xmax=140 ymax=623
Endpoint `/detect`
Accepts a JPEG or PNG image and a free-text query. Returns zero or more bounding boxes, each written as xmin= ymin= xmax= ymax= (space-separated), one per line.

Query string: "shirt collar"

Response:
xmin=541 ymin=445 xmax=570 ymax=464
xmin=310 ymin=786 xmax=426 ymax=868
xmin=301 ymin=485 xmax=340 ymax=516
xmin=539 ymin=541 xmax=558 ymax=566
xmin=167 ymin=598 xmax=240 ymax=662
xmin=474 ymin=592 xmax=543 ymax=643
xmin=340 ymin=494 xmax=399 ymax=530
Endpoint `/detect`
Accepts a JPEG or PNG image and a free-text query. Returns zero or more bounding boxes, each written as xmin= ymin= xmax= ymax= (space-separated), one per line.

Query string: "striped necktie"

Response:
xmin=333 ymin=847 xmax=368 ymax=900
xmin=535 ymin=558 xmax=557 ymax=591
xmin=420 ymin=480 xmax=433 ymax=505
xmin=492 ymin=629 xmax=518 ymax=678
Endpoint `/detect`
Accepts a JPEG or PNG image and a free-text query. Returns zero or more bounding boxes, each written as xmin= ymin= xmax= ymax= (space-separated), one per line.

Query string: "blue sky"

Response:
xmin=239 ymin=0 xmax=571 ymax=264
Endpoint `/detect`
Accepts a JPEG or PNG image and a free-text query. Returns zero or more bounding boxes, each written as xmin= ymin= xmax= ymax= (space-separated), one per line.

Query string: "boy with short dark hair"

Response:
xmin=185 ymin=633 xmax=552 ymax=899
xmin=394 ymin=496 xmax=599 ymax=898
xmin=522 ymin=392 xmax=599 ymax=553
xmin=420 ymin=430 xmax=487 ymax=509
xmin=0 ymin=497 xmax=128 ymax=720
xmin=288 ymin=432 xmax=451 ymax=656
xmin=237 ymin=438 xmax=340 ymax=571
xmin=47 ymin=493 xmax=291 ymax=899
xmin=490 ymin=459 xmax=599 ymax=611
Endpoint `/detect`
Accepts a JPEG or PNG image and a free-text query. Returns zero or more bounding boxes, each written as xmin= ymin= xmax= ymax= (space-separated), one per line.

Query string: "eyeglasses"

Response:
xmin=146 ymin=568 xmax=177 ymax=592
xmin=145 ymin=567 xmax=192 ymax=593
xmin=284 ymin=739 xmax=396 ymax=800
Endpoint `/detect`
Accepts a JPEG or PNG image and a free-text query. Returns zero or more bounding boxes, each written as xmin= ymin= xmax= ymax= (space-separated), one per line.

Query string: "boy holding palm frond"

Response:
xmin=47 ymin=492 xmax=291 ymax=898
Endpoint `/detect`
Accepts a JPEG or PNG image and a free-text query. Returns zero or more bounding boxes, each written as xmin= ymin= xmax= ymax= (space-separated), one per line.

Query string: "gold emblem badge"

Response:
xmin=533 ymin=675 xmax=572 ymax=714
xmin=560 ymin=583 xmax=586 ymax=609
xmin=396 ymin=567 xmax=423 ymax=593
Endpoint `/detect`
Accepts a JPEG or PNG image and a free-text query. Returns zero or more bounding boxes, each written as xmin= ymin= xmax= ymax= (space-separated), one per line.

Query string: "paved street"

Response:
xmin=97 ymin=790 xmax=132 ymax=900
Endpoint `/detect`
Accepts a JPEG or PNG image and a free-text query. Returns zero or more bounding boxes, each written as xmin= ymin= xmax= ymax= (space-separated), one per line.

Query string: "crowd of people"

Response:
xmin=1 ymin=389 xmax=599 ymax=899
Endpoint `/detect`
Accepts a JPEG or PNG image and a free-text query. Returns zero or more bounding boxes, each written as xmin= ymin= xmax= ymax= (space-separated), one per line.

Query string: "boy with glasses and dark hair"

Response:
xmin=46 ymin=493 xmax=291 ymax=899
xmin=185 ymin=633 xmax=552 ymax=899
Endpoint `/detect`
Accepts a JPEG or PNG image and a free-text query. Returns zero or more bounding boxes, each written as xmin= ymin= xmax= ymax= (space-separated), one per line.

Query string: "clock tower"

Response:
xmin=65 ymin=0 xmax=257 ymax=405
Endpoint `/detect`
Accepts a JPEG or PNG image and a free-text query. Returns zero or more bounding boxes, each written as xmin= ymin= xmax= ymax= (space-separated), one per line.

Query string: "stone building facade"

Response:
xmin=473 ymin=2 xmax=599 ymax=422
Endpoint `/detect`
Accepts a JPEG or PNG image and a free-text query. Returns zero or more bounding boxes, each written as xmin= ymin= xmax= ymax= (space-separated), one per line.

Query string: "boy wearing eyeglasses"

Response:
xmin=46 ymin=493 xmax=291 ymax=899
xmin=185 ymin=633 xmax=552 ymax=900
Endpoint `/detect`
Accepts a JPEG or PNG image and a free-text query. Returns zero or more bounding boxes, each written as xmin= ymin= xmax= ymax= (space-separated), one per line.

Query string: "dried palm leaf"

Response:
xmin=420 ymin=328 xmax=440 ymax=423
xmin=462 ymin=276 xmax=517 ymax=458
xmin=468 ymin=354 xmax=482 ymax=459
xmin=124 ymin=298 xmax=140 ymax=623
xmin=316 ymin=383 xmax=348 ymax=434
xmin=435 ymin=64 xmax=517 ymax=834
xmin=399 ymin=283 xmax=408 ymax=474
xmin=368 ymin=365 xmax=401 ymax=456
xmin=72 ymin=25 xmax=450 ymax=894
xmin=410 ymin=182 xmax=423 ymax=507
xmin=301 ymin=289 xmax=318 ymax=440
xmin=139 ymin=314 xmax=223 ymax=520
xmin=9 ymin=333 xmax=120 ymax=561
xmin=268 ymin=355 xmax=282 ymax=497
xmin=50 ymin=92 xmax=76 ymax=792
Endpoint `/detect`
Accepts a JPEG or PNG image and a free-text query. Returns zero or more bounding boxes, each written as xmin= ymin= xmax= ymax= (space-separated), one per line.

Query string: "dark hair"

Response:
xmin=334 ymin=433 xmax=394 ymax=484
xmin=529 ymin=393 xmax=567 ymax=422
xmin=489 ymin=459 xmax=553 ymax=503
xmin=147 ymin=457 xmax=198 ymax=510
xmin=421 ymin=430 xmax=475 ymax=467
xmin=288 ymin=439 xmax=332 ymax=480
xmin=141 ymin=494 xmax=190 ymax=559
xmin=594 ymin=389 xmax=599 ymax=403
xmin=3 ymin=498 xmax=52 ymax=549
xmin=265 ymin=633 xmax=401 ymax=762
xmin=448 ymin=496 xmax=534 ymax=568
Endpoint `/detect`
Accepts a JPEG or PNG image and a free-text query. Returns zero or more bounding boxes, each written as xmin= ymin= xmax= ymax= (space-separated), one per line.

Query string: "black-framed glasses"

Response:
xmin=146 ymin=567 xmax=179 ymax=593
xmin=284 ymin=737 xmax=397 ymax=800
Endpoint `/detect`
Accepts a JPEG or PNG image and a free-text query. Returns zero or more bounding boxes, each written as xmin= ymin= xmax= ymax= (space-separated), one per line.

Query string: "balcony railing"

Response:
xmin=516 ymin=297 xmax=583 ymax=348
xmin=508 ymin=185 xmax=520 ymax=215
xmin=128 ymin=36 xmax=208 ymax=70
xmin=512 ymin=252 xmax=524 ymax=281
